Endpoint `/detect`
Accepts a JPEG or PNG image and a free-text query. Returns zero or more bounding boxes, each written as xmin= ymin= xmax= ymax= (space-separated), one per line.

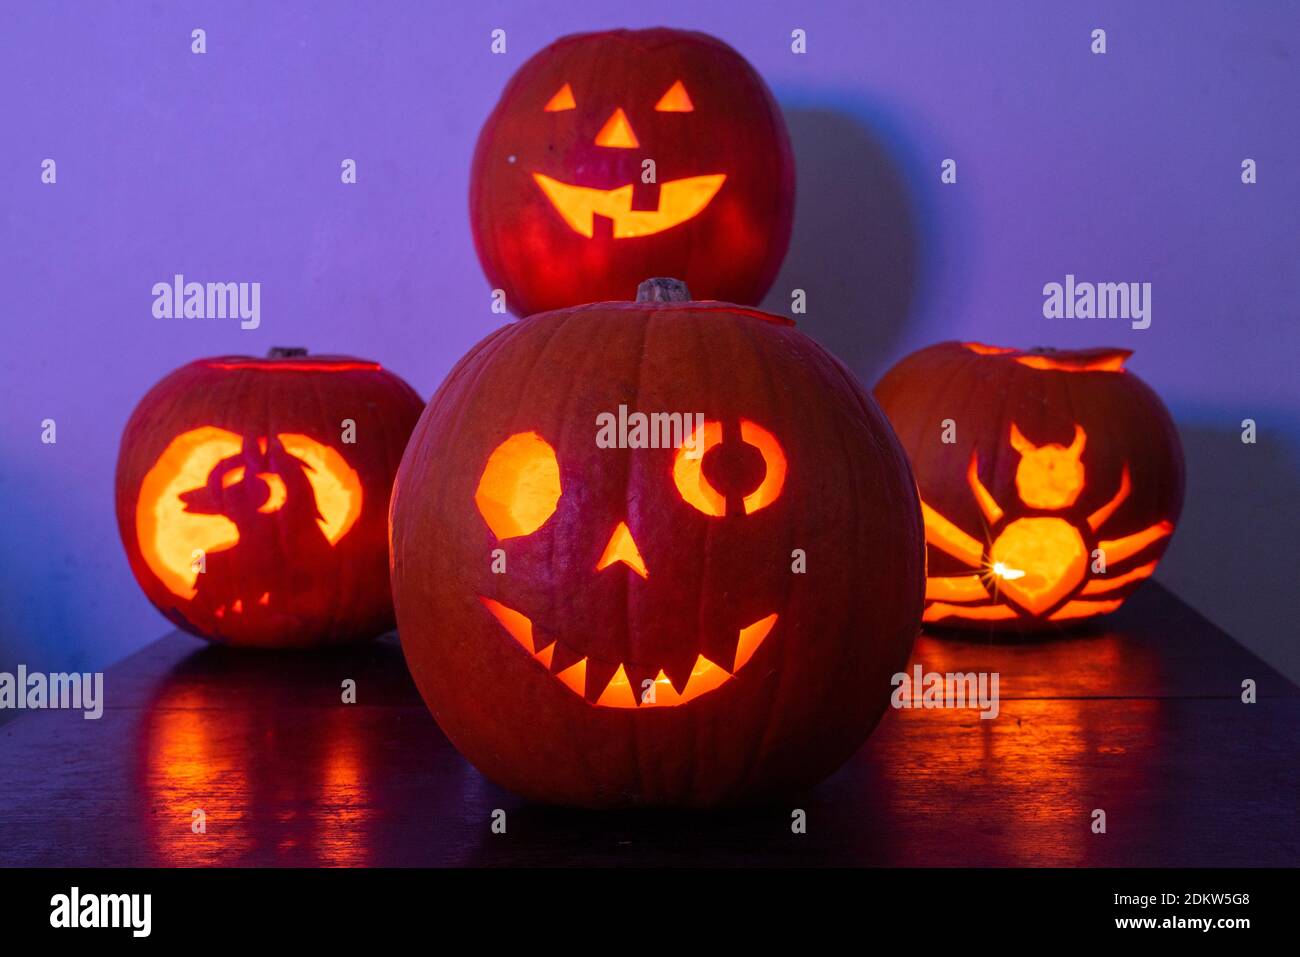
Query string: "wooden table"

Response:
xmin=1 ymin=583 xmax=1295 ymax=867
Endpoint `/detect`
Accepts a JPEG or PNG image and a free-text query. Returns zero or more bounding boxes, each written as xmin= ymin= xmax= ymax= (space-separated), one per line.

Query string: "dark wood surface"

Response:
xmin=1 ymin=582 xmax=1296 ymax=867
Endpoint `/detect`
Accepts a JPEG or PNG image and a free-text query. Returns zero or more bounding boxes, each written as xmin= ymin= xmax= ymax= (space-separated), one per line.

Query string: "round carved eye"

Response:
xmin=476 ymin=432 xmax=562 ymax=539
xmin=672 ymin=419 xmax=786 ymax=517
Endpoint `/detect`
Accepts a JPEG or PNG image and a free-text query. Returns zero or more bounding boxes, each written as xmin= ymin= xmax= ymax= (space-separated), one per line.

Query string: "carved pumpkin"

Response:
xmin=873 ymin=342 xmax=1185 ymax=630
xmin=390 ymin=279 xmax=924 ymax=807
xmin=470 ymin=28 xmax=794 ymax=317
xmin=116 ymin=348 xmax=424 ymax=648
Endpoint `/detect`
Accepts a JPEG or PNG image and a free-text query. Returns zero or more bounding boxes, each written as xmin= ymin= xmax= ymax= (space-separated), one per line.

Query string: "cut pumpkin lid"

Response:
xmin=961 ymin=342 xmax=1131 ymax=372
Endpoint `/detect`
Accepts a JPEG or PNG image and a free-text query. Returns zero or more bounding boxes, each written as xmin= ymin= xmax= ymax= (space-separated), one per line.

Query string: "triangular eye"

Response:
xmin=654 ymin=80 xmax=694 ymax=112
xmin=544 ymin=83 xmax=576 ymax=112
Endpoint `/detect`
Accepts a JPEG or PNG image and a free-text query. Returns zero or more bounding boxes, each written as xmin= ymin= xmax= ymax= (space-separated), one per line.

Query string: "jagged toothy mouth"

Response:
xmin=532 ymin=173 xmax=726 ymax=239
xmin=479 ymin=597 xmax=776 ymax=709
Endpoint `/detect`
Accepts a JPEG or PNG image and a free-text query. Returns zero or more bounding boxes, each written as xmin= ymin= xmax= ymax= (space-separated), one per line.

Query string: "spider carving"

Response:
xmin=922 ymin=423 xmax=1174 ymax=624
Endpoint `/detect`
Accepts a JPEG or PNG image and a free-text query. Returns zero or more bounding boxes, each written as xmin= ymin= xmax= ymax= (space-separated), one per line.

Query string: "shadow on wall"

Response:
xmin=1157 ymin=418 xmax=1300 ymax=684
xmin=764 ymin=106 xmax=920 ymax=384
xmin=0 ymin=457 xmax=120 ymax=725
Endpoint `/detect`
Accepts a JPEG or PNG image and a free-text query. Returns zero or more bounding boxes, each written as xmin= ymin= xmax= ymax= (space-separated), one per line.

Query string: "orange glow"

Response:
xmin=673 ymin=420 xmax=726 ymax=516
xmin=988 ymin=517 xmax=1087 ymax=615
xmin=1049 ymin=598 xmax=1124 ymax=621
xmin=740 ymin=419 xmax=787 ymax=514
xmin=255 ymin=472 xmax=287 ymax=513
xmin=654 ymin=80 xmax=694 ymax=112
xmin=276 ymin=434 xmax=363 ymax=543
xmin=1016 ymin=354 xmax=1127 ymax=373
xmin=734 ymin=613 xmax=778 ymax=671
xmin=958 ymin=342 xmax=1129 ymax=373
xmin=1087 ymin=465 xmax=1130 ymax=531
xmin=479 ymin=598 xmax=777 ymax=709
xmin=1081 ymin=560 xmax=1158 ymax=596
xmin=136 ymin=430 xmax=361 ymax=601
xmin=963 ymin=342 xmax=1015 ymax=355
xmin=595 ymin=664 xmax=637 ymax=708
xmin=480 ymin=596 xmax=535 ymax=653
xmin=922 ymin=418 xmax=1168 ymax=623
xmin=595 ymin=656 xmax=733 ymax=708
xmin=1010 ymin=423 xmax=1086 ymax=509
xmin=475 ymin=431 xmax=562 ymax=539
xmin=143 ymin=694 xmax=251 ymax=864
xmin=924 ymin=602 xmax=1017 ymax=622
xmin=544 ymin=83 xmax=576 ymax=112
xmin=555 ymin=657 xmax=587 ymax=696
xmin=673 ymin=419 xmax=786 ymax=516
xmin=594 ymin=107 xmax=639 ymax=148
xmin=926 ymin=575 xmax=990 ymax=602
xmin=1099 ymin=520 xmax=1174 ymax=564
xmin=967 ymin=451 xmax=1003 ymax=525
xmin=921 ymin=501 xmax=985 ymax=568
xmin=136 ymin=427 xmax=244 ymax=599
xmin=532 ymin=172 xmax=726 ymax=239
xmin=596 ymin=521 xmax=648 ymax=578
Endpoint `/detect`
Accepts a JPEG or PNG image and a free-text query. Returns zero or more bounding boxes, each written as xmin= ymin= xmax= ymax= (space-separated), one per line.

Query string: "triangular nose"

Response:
xmin=594 ymin=108 xmax=639 ymax=149
xmin=596 ymin=521 xmax=648 ymax=578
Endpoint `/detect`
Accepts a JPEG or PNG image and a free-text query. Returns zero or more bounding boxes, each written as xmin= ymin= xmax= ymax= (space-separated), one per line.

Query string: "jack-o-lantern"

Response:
xmin=470 ymin=28 xmax=794 ymax=317
xmin=874 ymin=342 xmax=1185 ymax=630
xmin=116 ymin=348 xmax=424 ymax=648
xmin=390 ymin=279 xmax=923 ymax=807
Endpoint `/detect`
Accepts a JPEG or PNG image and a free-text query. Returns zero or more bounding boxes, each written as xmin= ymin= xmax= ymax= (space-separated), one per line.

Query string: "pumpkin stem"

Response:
xmin=267 ymin=347 xmax=308 ymax=358
xmin=636 ymin=278 xmax=691 ymax=303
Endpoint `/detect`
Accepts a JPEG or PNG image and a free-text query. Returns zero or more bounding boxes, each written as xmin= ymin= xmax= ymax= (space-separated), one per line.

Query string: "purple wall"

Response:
xmin=2 ymin=1 xmax=1297 ymax=678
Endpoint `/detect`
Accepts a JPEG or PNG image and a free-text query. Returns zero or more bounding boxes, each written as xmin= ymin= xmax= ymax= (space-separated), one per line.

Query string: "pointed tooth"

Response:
xmin=583 ymin=657 xmax=620 ymax=704
xmin=595 ymin=664 xmax=638 ymax=709
xmin=553 ymin=657 xmax=587 ymax=698
xmin=734 ymin=614 xmax=778 ymax=672
xmin=623 ymin=664 xmax=661 ymax=708
xmin=532 ymin=623 xmax=561 ymax=658
xmin=661 ymin=646 xmax=705 ymax=696
xmin=681 ymin=654 xmax=731 ymax=702
xmin=650 ymin=669 xmax=685 ymax=707
xmin=548 ymin=641 xmax=585 ymax=676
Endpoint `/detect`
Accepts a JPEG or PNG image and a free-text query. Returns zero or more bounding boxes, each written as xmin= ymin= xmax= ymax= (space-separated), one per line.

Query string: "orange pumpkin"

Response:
xmin=470 ymin=28 xmax=794 ymax=316
xmin=116 ymin=349 xmax=423 ymax=647
xmin=874 ymin=342 xmax=1185 ymax=630
xmin=390 ymin=280 xmax=923 ymax=807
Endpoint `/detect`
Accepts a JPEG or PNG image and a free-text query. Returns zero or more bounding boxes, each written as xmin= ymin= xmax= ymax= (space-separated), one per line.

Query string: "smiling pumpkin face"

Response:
xmin=389 ymin=282 xmax=924 ymax=808
xmin=470 ymin=29 xmax=795 ymax=317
